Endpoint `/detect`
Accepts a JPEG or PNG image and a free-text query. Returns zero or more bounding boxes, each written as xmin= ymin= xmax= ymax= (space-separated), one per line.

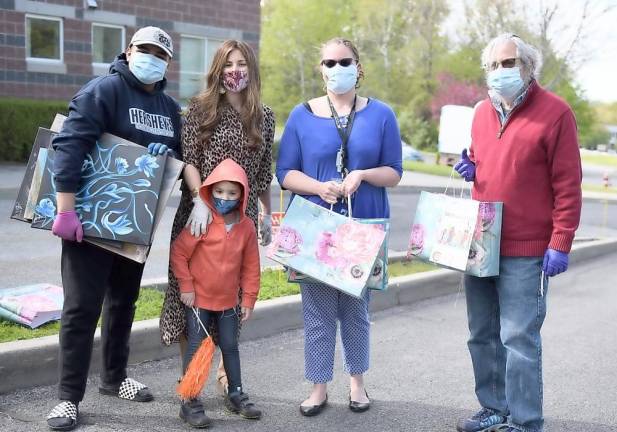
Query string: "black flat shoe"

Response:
xmin=299 ymin=394 xmax=328 ymax=417
xmin=349 ymin=390 xmax=370 ymax=413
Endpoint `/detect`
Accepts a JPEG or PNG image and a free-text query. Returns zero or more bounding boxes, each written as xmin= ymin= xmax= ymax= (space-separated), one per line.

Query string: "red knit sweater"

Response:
xmin=470 ymin=82 xmax=582 ymax=256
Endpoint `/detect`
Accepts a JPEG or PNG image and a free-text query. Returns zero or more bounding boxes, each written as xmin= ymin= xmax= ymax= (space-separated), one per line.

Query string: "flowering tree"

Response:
xmin=429 ymin=72 xmax=485 ymax=121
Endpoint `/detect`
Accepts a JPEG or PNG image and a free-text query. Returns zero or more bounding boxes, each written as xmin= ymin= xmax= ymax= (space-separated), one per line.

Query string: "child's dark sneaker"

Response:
xmin=225 ymin=392 xmax=262 ymax=419
xmin=179 ymin=399 xmax=211 ymax=428
xmin=46 ymin=401 xmax=78 ymax=431
xmin=456 ymin=407 xmax=508 ymax=432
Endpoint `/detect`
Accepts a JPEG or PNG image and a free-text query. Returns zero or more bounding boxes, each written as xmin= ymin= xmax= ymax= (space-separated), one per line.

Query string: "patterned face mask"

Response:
xmin=222 ymin=70 xmax=249 ymax=93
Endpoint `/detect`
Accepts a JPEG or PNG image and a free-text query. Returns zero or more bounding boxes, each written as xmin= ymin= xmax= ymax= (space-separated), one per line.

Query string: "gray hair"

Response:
xmin=481 ymin=33 xmax=543 ymax=82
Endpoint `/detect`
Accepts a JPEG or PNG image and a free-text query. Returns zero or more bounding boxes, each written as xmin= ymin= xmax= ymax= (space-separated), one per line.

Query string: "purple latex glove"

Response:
xmin=542 ymin=248 xmax=568 ymax=277
xmin=454 ymin=149 xmax=476 ymax=182
xmin=52 ymin=210 xmax=83 ymax=242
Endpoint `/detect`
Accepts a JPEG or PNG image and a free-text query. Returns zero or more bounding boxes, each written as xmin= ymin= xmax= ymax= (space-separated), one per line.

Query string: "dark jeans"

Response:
xmin=184 ymin=306 xmax=242 ymax=395
xmin=58 ymin=240 xmax=145 ymax=402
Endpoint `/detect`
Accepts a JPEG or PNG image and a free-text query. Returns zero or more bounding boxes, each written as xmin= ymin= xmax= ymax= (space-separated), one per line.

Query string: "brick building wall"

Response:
xmin=0 ymin=0 xmax=261 ymax=101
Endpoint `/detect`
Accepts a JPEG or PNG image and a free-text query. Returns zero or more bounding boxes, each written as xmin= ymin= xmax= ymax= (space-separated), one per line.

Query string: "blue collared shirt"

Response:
xmin=490 ymin=84 xmax=530 ymax=125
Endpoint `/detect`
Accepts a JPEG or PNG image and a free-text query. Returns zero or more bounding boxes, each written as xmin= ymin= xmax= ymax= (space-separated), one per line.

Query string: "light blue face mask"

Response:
xmin=213 ymin=198 xmax=239 ymax=215
xmin=324 ymin=63 xmax=358 ymax=95
xmin=486 ymin=66 xmax=524 ymax=100
xmin=129 ymin=52 xmax=168 ymax=85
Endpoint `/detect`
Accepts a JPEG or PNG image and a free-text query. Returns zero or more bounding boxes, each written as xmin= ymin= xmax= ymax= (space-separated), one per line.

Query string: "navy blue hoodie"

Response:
xmin=52 ymin=54 xmax=182 ymax=193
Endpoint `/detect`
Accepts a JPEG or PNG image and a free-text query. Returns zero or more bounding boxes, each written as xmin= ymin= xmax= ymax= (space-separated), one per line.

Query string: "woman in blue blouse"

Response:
xmin=276 ymin=37 xmax=402 ymax=416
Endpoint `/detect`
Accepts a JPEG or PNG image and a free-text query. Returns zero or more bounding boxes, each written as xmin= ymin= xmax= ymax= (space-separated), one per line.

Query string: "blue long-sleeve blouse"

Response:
xmin=276 ymin=98 xmax=402 ymax=219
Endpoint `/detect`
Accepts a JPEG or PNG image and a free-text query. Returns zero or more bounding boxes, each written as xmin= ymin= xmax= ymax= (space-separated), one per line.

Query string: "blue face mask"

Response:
xmin=129 ymin=52 xmax=168 ymax=85
xmin=324 ymin=63 xmax=358 ymax=95
xmin=486 ymin=67 xmax=524 ymax=100
xmin=213 ymin=198 xmax=239 ymax=215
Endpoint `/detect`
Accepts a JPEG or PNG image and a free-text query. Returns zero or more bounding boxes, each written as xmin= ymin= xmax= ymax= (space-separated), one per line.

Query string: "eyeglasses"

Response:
xmin=321 ymin=58 xmax=354 ymax=68
xmin=489 ymin=58 xmax=518 ymax=71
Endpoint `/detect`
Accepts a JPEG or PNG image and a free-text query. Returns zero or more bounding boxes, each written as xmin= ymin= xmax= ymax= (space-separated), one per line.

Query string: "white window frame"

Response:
xmin=91 ymin=22 xmax=125 ymax=68
xmin=179 ymin=35 xmax=223 ymax=100
xmin=25 ymin=14 xmax=64 ymax=63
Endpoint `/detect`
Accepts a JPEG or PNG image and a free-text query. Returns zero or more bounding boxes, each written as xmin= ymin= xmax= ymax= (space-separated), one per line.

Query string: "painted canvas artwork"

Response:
xmin=0 ymin=283 xmax=63 ymax=329
xmin=31 ymin=142 xmax=167 ymax=245
xmin=267 ymin=196 xmax=386 ymax=298
xmin=407 ymin=191 xmax=502 ymax=277
xmin=11 ymin=128 xmax=55 ymax=222
xmin=46 ymin=114 xmax=185 ymax=262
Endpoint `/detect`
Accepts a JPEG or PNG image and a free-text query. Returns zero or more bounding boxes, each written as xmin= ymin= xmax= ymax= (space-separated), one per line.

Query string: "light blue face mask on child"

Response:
xmin=213 ymin=198 xmax=239 ymax=215
xmin=129 ymin=52 xmax=168 ymax=85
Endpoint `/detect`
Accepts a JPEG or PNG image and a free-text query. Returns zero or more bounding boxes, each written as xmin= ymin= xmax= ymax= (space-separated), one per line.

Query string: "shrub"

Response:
xmin=0 ymin=98 xmax=68 ymax=162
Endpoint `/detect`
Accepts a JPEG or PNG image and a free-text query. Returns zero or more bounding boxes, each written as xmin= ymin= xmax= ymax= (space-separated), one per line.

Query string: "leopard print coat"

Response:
xmin=160 ymin=101 xmax=274 ymax=345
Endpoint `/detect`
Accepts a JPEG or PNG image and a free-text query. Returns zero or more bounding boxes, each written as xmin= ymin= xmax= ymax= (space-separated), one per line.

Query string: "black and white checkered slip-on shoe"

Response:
xmin=99 ymin=377 xmax=153 ymax=402
xmin=46 ymin=401 xmax=78 ymax=431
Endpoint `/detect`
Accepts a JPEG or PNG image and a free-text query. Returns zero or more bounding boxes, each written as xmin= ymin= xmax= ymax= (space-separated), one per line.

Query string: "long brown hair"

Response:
xmin=193 ymin=40 xmax=263 ymax=149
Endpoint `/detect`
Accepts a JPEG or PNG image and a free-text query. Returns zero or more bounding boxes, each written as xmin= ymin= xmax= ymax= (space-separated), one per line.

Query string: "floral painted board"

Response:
xmin=287 ymin=218 xmax=390 ymax=291
xmin=31 ymin=142 xmax=167 ymax=245
xmin=267 ymin=196 xmax=386 ymax=298
xmin=407 ymin=191 xmax=502 ymax=277
xmin=11 ymin=128 xmax=56 ymax=222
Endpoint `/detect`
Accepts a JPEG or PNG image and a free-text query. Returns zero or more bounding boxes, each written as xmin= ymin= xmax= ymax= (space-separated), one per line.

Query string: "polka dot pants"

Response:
xmin=301 ymin=282 xmax=370 ymax=383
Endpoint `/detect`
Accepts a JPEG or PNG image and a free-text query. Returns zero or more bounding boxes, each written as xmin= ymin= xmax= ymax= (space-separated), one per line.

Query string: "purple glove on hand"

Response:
xmin=542 ymin=248 xmax=568 ymax=277
xmin=52 ymin=210 xmax=83 ymax=242
xmin=454 ymin=149 xmax=476 ymax=182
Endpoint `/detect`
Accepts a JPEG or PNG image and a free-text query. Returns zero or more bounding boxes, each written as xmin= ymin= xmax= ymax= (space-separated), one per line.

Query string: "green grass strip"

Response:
xmin=580 ymin=153 xmax=617 ymax=168
xmin=0 ymin=262 xmax=435 ymax=343
xmin=403 ymin=161 xmax=454 ymax=177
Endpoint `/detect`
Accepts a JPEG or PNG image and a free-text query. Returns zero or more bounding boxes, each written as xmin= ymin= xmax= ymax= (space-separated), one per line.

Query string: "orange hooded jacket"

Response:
xmin=170 ymin=159 xmax=260 ymax=311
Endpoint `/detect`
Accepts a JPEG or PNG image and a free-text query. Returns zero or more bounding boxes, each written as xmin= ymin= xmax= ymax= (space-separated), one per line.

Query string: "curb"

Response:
xmin=1 ymin=238 xmax=616 ymax=394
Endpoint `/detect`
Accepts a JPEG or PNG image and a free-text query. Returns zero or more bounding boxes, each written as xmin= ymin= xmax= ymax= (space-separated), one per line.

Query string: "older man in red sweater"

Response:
xmin=454 ymin=34 xmax=582 ymax=432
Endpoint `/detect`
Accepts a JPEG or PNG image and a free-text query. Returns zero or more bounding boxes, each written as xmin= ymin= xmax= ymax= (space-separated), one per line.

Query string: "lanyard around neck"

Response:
xmin=327 ymin=95 xmax=357 ymax=177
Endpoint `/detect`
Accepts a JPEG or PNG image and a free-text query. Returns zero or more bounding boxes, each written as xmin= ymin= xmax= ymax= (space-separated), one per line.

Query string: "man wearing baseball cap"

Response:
xmin=46 ymin=27 xmax=181 ymax=431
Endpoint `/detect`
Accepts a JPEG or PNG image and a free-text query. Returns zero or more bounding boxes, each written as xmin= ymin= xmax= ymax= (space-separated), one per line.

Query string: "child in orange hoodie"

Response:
xmin=171 ymin=159 xmax=261 ymax=428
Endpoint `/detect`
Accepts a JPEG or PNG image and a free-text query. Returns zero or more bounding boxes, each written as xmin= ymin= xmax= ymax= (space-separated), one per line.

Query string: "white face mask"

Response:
xmin=129 ymin=52 xmax=168 ymax=84
xmin=323 ymin=63 xmax=358 ymax=94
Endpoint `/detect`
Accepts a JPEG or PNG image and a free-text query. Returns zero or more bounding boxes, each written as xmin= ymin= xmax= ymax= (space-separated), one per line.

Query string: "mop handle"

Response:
xmin=191 ymin=307 xmax=210 ymax=337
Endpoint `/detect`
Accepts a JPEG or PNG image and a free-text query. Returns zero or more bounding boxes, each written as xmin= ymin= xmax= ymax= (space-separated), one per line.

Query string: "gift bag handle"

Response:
xmin=329 ymin=194 xmax=353 ymax=219
xmin=444 ymin=166 xmax=472 ymax=199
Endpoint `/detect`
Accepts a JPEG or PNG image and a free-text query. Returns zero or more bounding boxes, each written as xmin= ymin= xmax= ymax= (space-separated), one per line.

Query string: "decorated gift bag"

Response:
xmin=287 ymin=218 xmax=390 ymax=291
xmin=407 ymin=191 xmax=502 ymax=277
xmin=267 ymin=196 xmax=386 ymax=298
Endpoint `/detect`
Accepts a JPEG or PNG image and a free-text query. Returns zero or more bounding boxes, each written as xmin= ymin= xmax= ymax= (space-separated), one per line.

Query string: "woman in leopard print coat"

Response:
xmin=160 ymin=40 xmax=274 ymax=386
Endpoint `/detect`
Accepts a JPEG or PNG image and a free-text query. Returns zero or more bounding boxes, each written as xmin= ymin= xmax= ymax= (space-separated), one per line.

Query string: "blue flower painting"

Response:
xmin=32 ymin=141 xmax=167 ymax=245
xmin=34 ymin=198 xmax=56 ymax=223
xmin=115 ymin=157 xmax=129 ymax=174
xmin=135 ymin=154 xmax=159 ymax=178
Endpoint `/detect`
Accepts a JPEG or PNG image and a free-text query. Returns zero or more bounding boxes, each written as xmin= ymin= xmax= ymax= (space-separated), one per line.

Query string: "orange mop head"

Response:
xmin=176 ymin=308 xmax=217 ymax=400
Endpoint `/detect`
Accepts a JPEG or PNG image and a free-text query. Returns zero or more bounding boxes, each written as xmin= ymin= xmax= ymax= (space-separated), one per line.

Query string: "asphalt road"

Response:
xmin=2 ymin=185 xmax=617 ymax=289
xmin=1 ymin=250 xmax=616 ymax=431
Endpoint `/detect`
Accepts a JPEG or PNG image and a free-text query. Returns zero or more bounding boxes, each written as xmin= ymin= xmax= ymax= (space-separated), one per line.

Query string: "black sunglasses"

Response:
xmin=321 ymin=58 xmax=354 ymax=68
xmin=489 ymin=57 xmax=518 ymax=70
